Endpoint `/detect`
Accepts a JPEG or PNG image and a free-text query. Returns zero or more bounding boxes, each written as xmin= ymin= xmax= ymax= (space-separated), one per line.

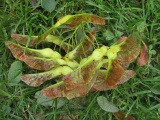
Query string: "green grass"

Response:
xmin=0 ymin=0 xmax=160 ymax=119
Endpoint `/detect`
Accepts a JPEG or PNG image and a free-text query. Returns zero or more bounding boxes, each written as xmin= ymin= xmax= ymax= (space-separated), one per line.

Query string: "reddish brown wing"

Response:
xmin=5 ymin=41 xmax=58 ymax=70
xmin=138 ymin=45 xmax=148 ymax=66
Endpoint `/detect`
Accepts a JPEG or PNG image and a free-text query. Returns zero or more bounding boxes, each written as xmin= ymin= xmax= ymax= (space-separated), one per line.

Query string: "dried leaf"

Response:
xmin=21 ymin=66 xmax=73 ymax=87
xmin=113 ymin=110 xmax=136 ymax=120
xmin=138 ymin=45 xmax=148 ymax=66
xmin=8 ymin=61 xmax=22 ymax=83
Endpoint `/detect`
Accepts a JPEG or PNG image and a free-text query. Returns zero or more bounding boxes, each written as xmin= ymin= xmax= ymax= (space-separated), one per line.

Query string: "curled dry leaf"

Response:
xmin=138 ymin=45 xmax=148 ymax=66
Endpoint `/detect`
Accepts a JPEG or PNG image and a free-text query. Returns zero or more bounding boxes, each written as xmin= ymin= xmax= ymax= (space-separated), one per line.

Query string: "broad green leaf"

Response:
xmin=8 ymin=61 xmax=22 ymax=83
xmin=103 ymin=30 xmax=115 ymax=40
xmin=41 ymin=0 xmax=58 ymax=13
xmin=115 ymin=31 xmax=123 ymax=37
xmin=150 ymin=86 xmax=160 ymax=95
xmin=136 ymin=21 xmax=146 ymax=33
xmin=97 ymin=96 xmax=119 ymax=113
xmin=2 ymin=105 xmax=11 ymax=116
xmin=0 ymin=84 xmax=11 ymax=97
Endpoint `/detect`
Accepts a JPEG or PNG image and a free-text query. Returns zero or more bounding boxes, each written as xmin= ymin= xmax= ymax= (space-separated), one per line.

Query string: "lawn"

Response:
xmin=0 ymin=0 xmax=160 ymax=120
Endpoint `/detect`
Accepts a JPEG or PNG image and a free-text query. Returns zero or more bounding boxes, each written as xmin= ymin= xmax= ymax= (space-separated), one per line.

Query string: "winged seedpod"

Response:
xmin=6 ymin=13 xmax=145 ymax=100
